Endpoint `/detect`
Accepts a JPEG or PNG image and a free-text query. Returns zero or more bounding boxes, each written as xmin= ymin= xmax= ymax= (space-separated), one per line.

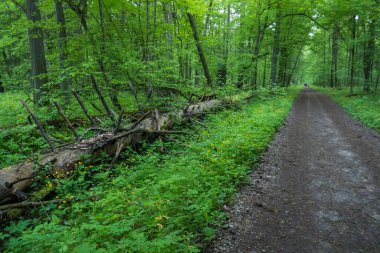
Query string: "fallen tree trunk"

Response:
xmin=0 ymin=99 xmax=223 ymax=203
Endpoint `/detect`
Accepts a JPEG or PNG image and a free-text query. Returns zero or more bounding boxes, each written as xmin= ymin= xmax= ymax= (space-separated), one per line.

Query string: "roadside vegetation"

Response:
xmin=0 ymin=87 xmax=299 ymax=252
xmin=315 ymin=87 xmax=380 ymax=133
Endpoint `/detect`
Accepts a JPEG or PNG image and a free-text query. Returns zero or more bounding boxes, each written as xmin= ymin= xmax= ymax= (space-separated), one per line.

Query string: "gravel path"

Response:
xmin=206 ymin=88 xmax=380 ymax=252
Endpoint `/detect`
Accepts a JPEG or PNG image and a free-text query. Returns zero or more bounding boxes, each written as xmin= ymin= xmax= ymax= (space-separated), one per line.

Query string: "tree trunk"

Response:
xmin=25 ymin=0 xmax=48 ymax=104
xmin=187 ymin=12 xmax=212 ymax=86
xmin=362 ymin=19 xmax=376 ymax=92
xmin=350 ymin=16 xmax=356 ymax=95
xmin=54 ymin=0 xmax=70 ymax=104
xmin=0 ymin=100 xmax=224 ymax=203
xmin=262 ymin=54 xmax=267 ymax=86
xmin=270 ymin=0 xmax=281 ymax=88
xmin=277 ymin=46 xmax=288 ymax=86
xmin=98 ymin=0 xmax=123 ymax=110
xmin=322 ymin=31 xmax=327 ymax=87
xmin=331 ymin=23 xmax=339 ymax=88
xmin=203 ymin=0 xmax=213 ymax=36
xmin=250 ymin=2 xmax=267 ymax=89
xmin=163 ymin=2 xmax=174 ymax=56
xmin=287 ymin=46 xmax=303 ymax=84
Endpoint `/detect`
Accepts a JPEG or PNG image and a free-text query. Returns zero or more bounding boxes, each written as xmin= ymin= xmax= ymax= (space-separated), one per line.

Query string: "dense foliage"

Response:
xmin=0 ymin=87 xmax=299 ymax=252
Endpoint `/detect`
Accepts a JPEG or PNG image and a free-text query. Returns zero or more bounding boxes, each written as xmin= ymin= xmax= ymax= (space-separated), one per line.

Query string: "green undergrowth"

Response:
xmin=314 ymin=86 xmax=380 ymax=132
xmin=0 ymin=86 xmax=248 ymax=168
xmin=0 ymin=87 xmax=300 ymax=253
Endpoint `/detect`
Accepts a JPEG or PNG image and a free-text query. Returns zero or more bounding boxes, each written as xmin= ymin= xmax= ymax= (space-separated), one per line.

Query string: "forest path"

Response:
xmin=207 ymin=88 xmax=380 ymax=252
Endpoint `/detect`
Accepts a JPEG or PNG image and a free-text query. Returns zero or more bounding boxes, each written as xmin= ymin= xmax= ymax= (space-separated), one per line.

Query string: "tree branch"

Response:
xmin=10 ymin=0 xmax=27 ymax=14
xmin=281 ymin=13 xmax=328 ymax=31
xmin=0 ymin=199 xmax=68 ymax=211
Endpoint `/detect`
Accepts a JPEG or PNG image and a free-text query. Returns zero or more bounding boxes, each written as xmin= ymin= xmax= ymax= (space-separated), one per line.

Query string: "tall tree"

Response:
xmin=330 ymin=23 xmax=339 ymax=88
xmin=349 ymin=15 xmax=357 ymax=95
xmin=55 ymin=0 xmax=70 ymax=103
xmin=270 ymin=0 xmax=281 ymax=88
xmin=11 ymin=0 xmax=48 ymax=104
xmin=187 ymin=12 xmax=212 ymax=86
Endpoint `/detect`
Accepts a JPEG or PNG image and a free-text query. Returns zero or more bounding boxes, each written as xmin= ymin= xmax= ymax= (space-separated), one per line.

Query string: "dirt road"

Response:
xmin=207 ymin=88 xmax=380 ymax=252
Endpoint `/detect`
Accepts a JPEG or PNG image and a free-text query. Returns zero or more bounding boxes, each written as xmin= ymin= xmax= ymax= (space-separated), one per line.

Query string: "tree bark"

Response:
xmin=330 ymin=23 xmax=339 ymax=88
xmin=187 ymin=12 xmax=212 ymax=86
xmin=362 ymin=19 xmax=376 ymax=92
xmin=55 ymin=0 xmax=70 ymax=104
xmin=350 ymin=16 xmax=356 ymax=95
xmin=203 ymin=0 xmax=213 ymax=36
xmin=270 ymin=0 xmax=281 ymax=88
xmin=25 ymin=0 xmax=48 ymax=104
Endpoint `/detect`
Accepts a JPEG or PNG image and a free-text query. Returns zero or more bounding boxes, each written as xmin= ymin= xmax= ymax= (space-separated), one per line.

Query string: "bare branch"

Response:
xmin=10 ymin=0 xmax=27 ymax=14
xmin=281 ymin=13 xmax=328 ymax=31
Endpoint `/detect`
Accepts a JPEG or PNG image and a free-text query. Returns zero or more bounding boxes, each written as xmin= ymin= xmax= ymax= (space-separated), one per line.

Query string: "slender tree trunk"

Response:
xmin=362 ymin=19 xmax=376 ymax=92
xmin=374 ymin=61 xmax=379 ymax=96
xmin=250 ymin=2 xmax=267 ymax=89
xmin=270 ymin=0 xmax=281 ymax=88
xmin=262 ymin=54 xmax=267 ymax=86
xmin=98 ymin=0 xmax=122 ymax=110
xmin=163 ymin=2 xmax=174 ymax=56
xmin=145 ymin=0 xmax=151 ymax=61
xmin=277 ymin=46 xmax=289 ymax=86
xmin=350 ymin=16 xmax=356 ymax=95
xmin=187 ymin=12 xmax=212 ymax=86
xmin=331 ymin=23 xmax=339 ymax=88
xmin=203 ymin=0 xmax=213 ymax=36
xmin=25 ymin=0 xmax=48 ymax=104
xmin=287 ymin=46 xmax=303 ymax=84
xmin=225 ymin=4 xmax=231 ymax=59
xmin=322 ymin=31 xmax=326 ymax=87
xmin=54 ymin=0 xmax=70 ymax=104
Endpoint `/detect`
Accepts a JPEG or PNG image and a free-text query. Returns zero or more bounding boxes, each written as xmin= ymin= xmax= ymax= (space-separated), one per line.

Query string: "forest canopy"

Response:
xmin=0 ymin=0 xmax=378 ymax=105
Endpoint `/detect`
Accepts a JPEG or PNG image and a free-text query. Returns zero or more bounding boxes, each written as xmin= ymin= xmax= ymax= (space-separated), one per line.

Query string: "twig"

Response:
xmin=190 ymin=118 xmax=208 ymax=128
xmin=129 ymin=111 xmax=151 ymax=131
xmin=112 ymin=110 xmax=125 ymax=134
xmin=129 ymin=82 xmax=143 ymax=114
xmin=0 ymin=199 xmax=68 ymax=211
xmin=49 ymin=137 xmax=68 ymax=145
xmin=90 ymin=74 xmax=116 ymax=122
xmin=53 ymin=101 xmax=79 ymax=140
xmin=20 ymin=100 xmax=55 ymax=151
xmin=72 ymin=90 xmax=96 ymax=126
xmin=109 ymin=140 xmax=125 ymax=169
xmin=97 ymin=129 xmax=186 ymax=149
xmin=89 ymin=101 xmax=103 ymax=113
xmin=182 ymin=112 xmax=210 ymax=117
xmin=79 ymin=127 xmax=109 ymax=141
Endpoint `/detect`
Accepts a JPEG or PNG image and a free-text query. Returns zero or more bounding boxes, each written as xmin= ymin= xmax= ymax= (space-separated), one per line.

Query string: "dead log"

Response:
xmin=0 ymin=99 xmax=223 ymax=203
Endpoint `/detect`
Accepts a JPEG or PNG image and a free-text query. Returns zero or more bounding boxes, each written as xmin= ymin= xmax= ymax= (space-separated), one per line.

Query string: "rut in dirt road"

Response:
xmin=208 ymin=88 xmax=380 ymax=253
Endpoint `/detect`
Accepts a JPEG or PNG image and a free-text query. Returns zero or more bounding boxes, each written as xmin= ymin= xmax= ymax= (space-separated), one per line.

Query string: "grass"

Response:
xmin=0 ymin=86 xmax=300 ymax=253
xmin=314 ymin=86 xmax=380 ymax=133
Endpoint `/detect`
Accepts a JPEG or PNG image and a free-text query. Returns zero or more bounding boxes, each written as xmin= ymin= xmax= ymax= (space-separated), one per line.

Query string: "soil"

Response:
xmin=206 ymin=88 xmax=380 ymax=252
